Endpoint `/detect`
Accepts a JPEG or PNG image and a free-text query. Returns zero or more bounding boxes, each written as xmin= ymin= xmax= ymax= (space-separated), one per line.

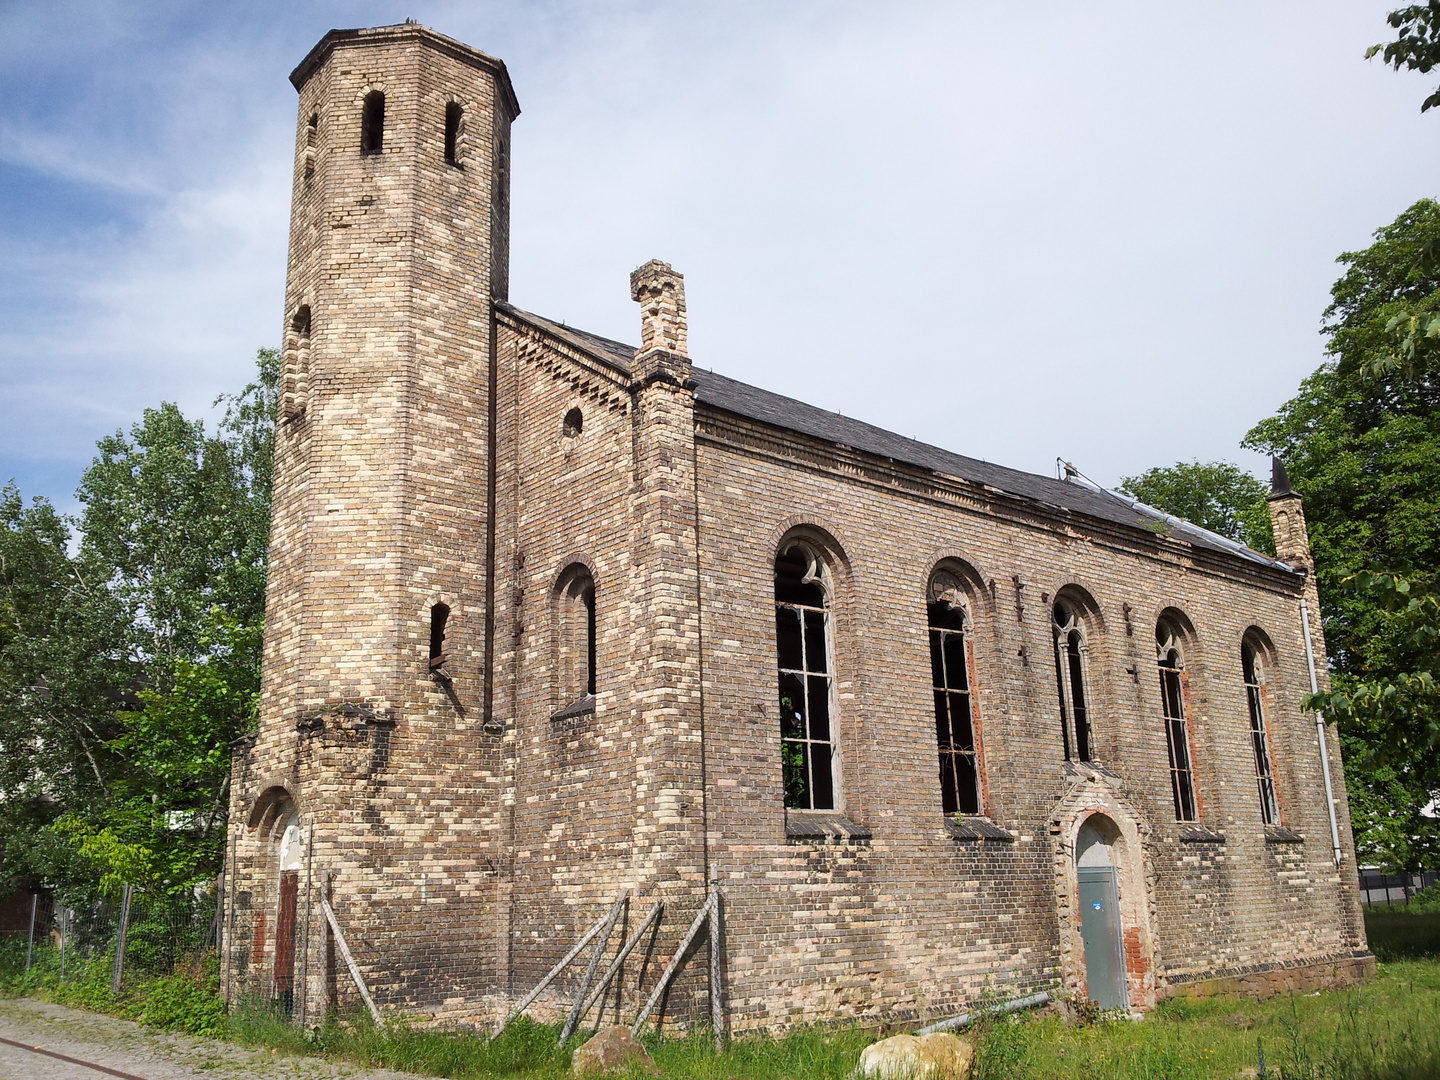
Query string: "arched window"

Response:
xmin=554 ymin=565 xmax=596 ymax=716
xmin=444 ymin=101 xmax=463 ymax=166
xmin=1157 ymin=619 xmax=1198 ymax=821
xmin=929 ymin=585 xmax=980 ymax=815
xmin=1243 ymin=640 xmax=1280 ymax=825
xmin=281 ymin=306 xmax=311 ymax=422
xmin=1052 ymin=599 xmax=1093 ymax=762
xmin=361 ymin=91 xmax=385 ymax=155
xmin=775 ymin=541 xmax=836 ymax=810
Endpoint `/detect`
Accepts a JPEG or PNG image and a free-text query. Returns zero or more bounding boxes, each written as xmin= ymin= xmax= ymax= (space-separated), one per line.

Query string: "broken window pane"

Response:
xmin=809 ymin=743 xmax=835 ymax=809
xmin=949 ymin=692 xmax=975 ymax=751
xmin=775 ymin=607 xmax=803 ymax=671
xmin=803 ymin=610 xmax=828 ymax=674
xmin=934 ymin=691 xmax=951 ymax=749
xmin=807 ymin=675 xmax=831 ymax=741
xmin=929 ymin=630 xmax=946 ymax=689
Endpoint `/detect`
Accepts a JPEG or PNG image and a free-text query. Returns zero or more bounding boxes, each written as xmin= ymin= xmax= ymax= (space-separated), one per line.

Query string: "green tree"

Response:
xmin=0 ymin=487 xmax=133 ymax=896
xmin=1369 ymin=3 xmax=1440 ymax=112
xmin=1244 ymin=201 xmax=1440 ymax=873
xmin=0 ymin=349 xmax=277 ymax=897
xmin=1116 ymin=460 xmax=1274 ymax=554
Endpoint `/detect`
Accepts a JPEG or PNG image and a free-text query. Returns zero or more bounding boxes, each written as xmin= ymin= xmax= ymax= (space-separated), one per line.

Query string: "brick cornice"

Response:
xmin=697 ymin=405 xmax=1304 ymax=596
xmin=290 ymin=23 xmax=521 ymax=120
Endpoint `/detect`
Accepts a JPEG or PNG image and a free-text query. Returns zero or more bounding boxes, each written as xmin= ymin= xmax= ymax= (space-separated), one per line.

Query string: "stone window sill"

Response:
xmin=785 ymin=810 xmax=872 ymax=841
xmin=1264 ymin=825 xmax=1304 ymax=845
xmin=945 ymin=817 xmax=1015 ymax=843
xmin=1178 ymin=824 xmax=1226 ymax=844
xmin=550 ymin=693 xmax=595 ymax=721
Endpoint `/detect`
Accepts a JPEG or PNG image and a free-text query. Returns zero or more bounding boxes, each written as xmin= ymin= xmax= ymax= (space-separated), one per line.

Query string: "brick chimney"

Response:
xmin=629 ymin=260 xmax=689 ymax=383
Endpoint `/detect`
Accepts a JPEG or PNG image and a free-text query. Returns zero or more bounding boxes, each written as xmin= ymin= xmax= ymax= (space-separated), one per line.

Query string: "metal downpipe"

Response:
xmin=1300 ymin=598 xmax=1343 ymax=866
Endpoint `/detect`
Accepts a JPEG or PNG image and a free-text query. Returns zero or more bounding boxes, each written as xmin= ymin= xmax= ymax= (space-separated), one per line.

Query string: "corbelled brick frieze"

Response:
xmin=224 ymin=21 xmax=1371 ymax=1034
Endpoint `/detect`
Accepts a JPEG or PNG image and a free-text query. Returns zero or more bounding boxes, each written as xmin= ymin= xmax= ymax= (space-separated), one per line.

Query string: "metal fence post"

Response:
xmin=112 ymin=884 xmax=133 ymax=994
xmin=59 ymin=907 xmax=67 ymax=980
xmin=25 ymin=893 xmax=38 ymax=974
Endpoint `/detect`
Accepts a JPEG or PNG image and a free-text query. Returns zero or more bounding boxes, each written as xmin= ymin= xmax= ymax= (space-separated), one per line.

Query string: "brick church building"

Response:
xmin=223 ymin=22 xmax=1372 ymax=1031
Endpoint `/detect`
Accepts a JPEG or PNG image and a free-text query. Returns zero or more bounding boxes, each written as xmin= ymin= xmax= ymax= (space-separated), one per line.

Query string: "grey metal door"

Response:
xmin=1078 ymin=865 xmax=1127 ymax=1009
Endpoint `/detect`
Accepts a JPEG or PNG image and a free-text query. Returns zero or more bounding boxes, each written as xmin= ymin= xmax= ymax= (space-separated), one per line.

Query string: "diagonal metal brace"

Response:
xmin=559 ymin=894 xmax=628 ymax=1045
xmin=631 ymin=888 xmax=716 ymax=1036
xmin=495 ymin=894 xmax=624 ymax=1036
xmin=579 ymin=900 xmax=664 ymax=1021
xmin=320 ymin=897 xmax=382 ymax=1025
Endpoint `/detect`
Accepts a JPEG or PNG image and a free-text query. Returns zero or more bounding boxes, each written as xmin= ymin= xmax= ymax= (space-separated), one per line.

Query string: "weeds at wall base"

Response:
xmin=2 ymin=914 xmax=1439 ymax=1079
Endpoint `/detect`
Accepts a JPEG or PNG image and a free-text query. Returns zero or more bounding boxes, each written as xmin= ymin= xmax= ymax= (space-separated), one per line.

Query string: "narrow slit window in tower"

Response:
xmin=429 ymin=603 xmax=450 ymax=673
xmin=444 ymin=102 xmax=462 ymax=166
xmin=361 ymin=91 xmax=385 ymax=155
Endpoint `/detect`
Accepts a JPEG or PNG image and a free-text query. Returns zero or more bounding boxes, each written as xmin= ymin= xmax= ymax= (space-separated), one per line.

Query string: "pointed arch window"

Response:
xmin=1243 ymin=641 xmax=1280 ymax=825
xmin=775 ymin=542 xmax=836 ymax=810
xmin=929 ymin=586 xmax=980 ymax=815
xmin=1157 ymin=620 xmax=1198 ymax=821
xmin=1052 ymin=600 xmax=1093 ymax=762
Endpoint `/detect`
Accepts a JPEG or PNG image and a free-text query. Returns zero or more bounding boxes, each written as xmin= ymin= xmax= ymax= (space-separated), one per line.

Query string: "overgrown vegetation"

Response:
xmin=2 ymin=911 xmax=1437 ymax=1079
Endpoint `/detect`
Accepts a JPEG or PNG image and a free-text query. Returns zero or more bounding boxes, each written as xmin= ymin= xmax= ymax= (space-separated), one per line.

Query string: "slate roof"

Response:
xmin=499 ymin=303 xmax=1296 ymax=575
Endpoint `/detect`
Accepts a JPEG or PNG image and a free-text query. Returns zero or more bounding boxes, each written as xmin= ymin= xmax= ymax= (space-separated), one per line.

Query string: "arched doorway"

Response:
xmin=1076 ymin=816 xmax=1127 ymax=1009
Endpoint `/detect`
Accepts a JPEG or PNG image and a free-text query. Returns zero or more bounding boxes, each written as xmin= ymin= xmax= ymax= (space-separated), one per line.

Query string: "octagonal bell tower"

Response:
xmin=225 ymin=23 xmax=519 ymax=1022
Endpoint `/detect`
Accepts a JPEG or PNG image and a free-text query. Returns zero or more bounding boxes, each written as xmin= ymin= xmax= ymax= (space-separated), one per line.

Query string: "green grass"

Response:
xmin=1363 ymin=909 xmax=1440 ymax=962
xmin=3 ymin=907 xmax=1438 ymax=1079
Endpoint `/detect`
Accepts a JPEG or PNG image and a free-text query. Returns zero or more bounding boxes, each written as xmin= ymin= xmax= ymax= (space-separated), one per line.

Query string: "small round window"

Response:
xmin=563 ymin=407 xmax=583 ymax=438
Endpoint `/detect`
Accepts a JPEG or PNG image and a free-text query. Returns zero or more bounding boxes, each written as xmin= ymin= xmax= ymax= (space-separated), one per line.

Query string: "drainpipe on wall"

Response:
xmin=1300 ymin=598 xmax=1343 ymax=867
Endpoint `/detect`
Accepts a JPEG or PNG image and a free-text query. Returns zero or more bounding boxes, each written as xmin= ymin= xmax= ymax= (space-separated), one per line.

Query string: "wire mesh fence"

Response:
xmin=1358 ymin=867 xmax=1437 ymax=907
xmin=0 ymin=883 xmax=218 ymax=987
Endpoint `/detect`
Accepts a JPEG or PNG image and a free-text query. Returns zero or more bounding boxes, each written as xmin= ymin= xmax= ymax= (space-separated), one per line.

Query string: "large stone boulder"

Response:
xmin=570 ymin=1025 xmax=659 ymax=1077
xmin=858 ymin=1032 xmax=976 ymax=1080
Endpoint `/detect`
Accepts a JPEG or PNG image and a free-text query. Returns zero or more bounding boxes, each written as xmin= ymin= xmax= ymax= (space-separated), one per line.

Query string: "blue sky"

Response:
xmin=3 ymin=1 xmax=1438 ymax=515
